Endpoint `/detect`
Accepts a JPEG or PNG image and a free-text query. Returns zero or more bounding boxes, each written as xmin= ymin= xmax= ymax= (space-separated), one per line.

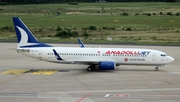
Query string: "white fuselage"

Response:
xmin=17 ymin=47 xmax=174 ymax=66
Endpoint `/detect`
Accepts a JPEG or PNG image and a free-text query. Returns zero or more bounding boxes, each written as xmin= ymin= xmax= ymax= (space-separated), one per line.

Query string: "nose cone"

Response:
xmin=168 ymin=56 xmax=175 ymax=63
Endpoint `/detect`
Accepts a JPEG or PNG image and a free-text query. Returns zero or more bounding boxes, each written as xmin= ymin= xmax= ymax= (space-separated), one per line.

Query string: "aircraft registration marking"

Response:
xmin=31 ymin=70 xmax=58 ymax=75
xmin=1 ymin=70 xmax=28 ymax=75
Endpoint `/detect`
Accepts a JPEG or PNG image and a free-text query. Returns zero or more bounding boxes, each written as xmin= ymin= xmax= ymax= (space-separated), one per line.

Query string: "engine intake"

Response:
xmin=99 ymin=61 xmax=116 ymax=70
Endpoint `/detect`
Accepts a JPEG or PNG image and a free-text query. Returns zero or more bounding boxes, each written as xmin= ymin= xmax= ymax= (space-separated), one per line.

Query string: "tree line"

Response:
xmin=0 ymin=0 xmax=179 ymax=5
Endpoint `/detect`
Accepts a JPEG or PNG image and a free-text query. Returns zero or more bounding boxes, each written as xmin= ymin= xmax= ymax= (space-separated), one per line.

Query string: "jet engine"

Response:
xmin=99 ymin=61 xmax=116 ymax=70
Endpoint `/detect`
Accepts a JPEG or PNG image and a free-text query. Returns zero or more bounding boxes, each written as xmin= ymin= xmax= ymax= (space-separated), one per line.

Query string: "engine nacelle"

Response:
xmin=99 ymin=61 xmax=116 ymax=70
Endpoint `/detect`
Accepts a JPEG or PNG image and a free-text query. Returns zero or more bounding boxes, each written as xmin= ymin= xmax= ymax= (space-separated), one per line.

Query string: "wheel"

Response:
xmin=155 ymin=67 xmax=159 ymax=71
xmin=91 ymin=64 xmax=96 ymax=70
xmin=87 ymin=67 xmax=92 ymax=71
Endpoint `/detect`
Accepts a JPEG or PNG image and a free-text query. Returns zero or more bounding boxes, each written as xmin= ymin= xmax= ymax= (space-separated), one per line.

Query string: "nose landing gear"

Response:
xmin=87 ymin=67 xmax=92 ymax=71
xmin=155 ymin=67 xmax=159 ymax=71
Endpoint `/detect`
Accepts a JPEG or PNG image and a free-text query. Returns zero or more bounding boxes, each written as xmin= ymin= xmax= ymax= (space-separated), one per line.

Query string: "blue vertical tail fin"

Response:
xmin=12 ymin=17 xmax=52 ymax=48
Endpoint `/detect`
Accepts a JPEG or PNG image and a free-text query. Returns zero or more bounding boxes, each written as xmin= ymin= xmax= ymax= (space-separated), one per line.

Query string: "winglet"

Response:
xmin=78 ymin=38 xmax=85 ymax=48
xmin=52 ymin=49 xmax=64 ymax=61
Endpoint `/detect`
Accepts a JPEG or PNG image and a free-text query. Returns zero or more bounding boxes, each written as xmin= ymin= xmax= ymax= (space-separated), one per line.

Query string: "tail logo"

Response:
xmin=16 ymin=26 xmax=28 ymax=46
xmin=16 ymin=26 xmax=40 ymax=47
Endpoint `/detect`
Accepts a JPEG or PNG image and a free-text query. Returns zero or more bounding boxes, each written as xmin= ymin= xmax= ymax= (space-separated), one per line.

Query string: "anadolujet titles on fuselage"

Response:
xmin=13 ymin=17 xmax=174 ymax=71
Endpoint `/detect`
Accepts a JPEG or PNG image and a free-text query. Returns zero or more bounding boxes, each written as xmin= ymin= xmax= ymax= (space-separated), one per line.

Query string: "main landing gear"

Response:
xmin=155 ymin=67 xmax=159 ymax=71
xmin=87 ymin=64 xmax=96 ymax=71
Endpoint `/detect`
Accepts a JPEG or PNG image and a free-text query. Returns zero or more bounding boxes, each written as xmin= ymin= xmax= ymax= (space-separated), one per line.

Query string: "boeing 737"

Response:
xmin=12 ymin=17 xmax=174 ymax=71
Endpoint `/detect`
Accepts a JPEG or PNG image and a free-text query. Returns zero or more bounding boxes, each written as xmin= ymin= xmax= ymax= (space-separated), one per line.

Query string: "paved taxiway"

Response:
xmin=0 ymin=43 xmax=179 ymax=102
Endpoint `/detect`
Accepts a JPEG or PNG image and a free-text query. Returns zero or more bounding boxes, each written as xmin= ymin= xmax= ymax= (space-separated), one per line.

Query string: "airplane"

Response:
xmin=12 ymin=17 xmax=174 ymax=71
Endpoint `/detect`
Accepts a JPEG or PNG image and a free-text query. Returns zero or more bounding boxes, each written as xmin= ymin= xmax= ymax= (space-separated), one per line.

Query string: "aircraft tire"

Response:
xmin=87 ymin=67 xmax=92 ymax=71
xmin=155 ymin=67 xmax=159 ymax=71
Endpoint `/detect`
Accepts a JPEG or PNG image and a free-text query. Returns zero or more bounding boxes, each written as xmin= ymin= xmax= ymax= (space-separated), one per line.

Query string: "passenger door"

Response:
xmin=152 ymin=52 xmax=156 ymax=61
xmin=38 ymin=50 xmax=42 ymax=60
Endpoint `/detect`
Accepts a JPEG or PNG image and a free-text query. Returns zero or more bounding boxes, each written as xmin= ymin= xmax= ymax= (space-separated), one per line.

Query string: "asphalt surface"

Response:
xmin=0 ymin=43 xmax=179 ymax=102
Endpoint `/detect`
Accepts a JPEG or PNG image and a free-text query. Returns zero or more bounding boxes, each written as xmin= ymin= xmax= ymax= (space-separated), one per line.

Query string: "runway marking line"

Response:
xmin=1 ymin=69 xmax=59 ymax=75
xmin=76 ymin=93 xmax=91 ymax=102
xmin=0 ymin=75 xmax=22 ymax=84
xmin=104 ymin=94 xmax=110 ymax=97
xmin=1 ymin=70 xmax=28 ymax=75
xmin=114 ymin=94 xmax=130 ymax=97
xmin=31 ymin=70 xmax=58 ymax=75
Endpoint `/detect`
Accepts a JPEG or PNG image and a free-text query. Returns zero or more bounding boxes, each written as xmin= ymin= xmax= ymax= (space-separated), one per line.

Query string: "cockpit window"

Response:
xmin=161 ymin=54 xmax=166 ymax=57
